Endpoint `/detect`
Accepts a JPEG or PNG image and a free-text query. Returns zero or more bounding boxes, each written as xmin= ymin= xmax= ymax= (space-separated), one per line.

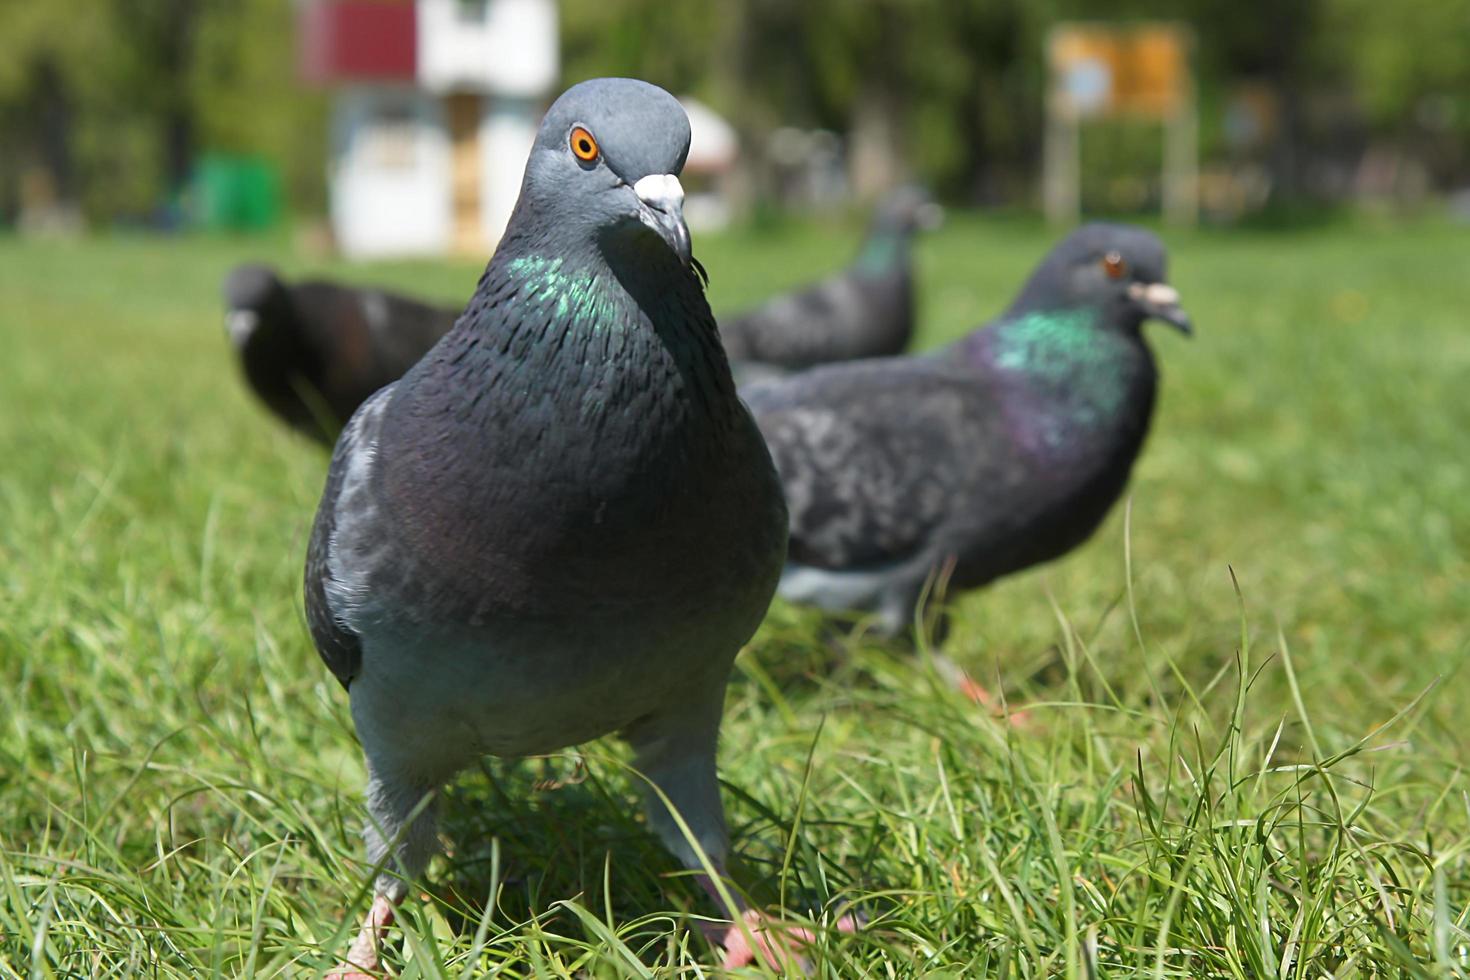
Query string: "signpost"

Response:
xmin=1043 ymin=23 xmax=1197 ymax=226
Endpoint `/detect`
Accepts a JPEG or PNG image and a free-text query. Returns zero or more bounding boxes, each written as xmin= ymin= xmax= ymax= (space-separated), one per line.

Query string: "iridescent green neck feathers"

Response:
xmin=504 ymin=254 xmax=626 ymax=331
xmin=988 ymin=308 xmax=1144 ymax=423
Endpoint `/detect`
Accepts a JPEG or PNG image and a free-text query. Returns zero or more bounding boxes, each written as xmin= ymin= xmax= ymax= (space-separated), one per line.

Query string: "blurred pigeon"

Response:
xmin=222 ymin=265 xmax=458 ymax=443
xmin=744 ymin=223 xmax=1191 ymax=647
xmin=719 ymin=186 xmax=941 ymax=372
xmin=304 ymin=78 xmax=839 ymax=976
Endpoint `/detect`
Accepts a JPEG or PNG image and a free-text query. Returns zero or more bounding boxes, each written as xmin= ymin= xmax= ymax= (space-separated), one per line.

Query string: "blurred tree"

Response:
xmin=1329 ymin=0 xmax=1470 ymax=186
xmin=916 ymin=0 xmax=1041 ymax=202
xmin=191 ymin=0 xmax=329 ymax=214
xmin=561 ymin=0 xmax=1470 ymax=212
xmin=0 ymin=0 xmax=115 ymax=221
xmin=0 ymin=0 xmax=323 ymax=226
xmin=3 ymin=0 xmax=1468 ymax=225
xmin=1189 ymin=0 xmax=1333 ymax=205
xmin=113 ymin=0 xmax=211 ymax=209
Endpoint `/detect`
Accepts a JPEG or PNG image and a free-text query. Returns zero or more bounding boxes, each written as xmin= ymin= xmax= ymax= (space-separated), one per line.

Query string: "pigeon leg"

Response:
xmin=623 ymin=688 xmax=732 ymax=878
xmin=625 ymin=689 xmax=859 ymax=971
xmin=330 ymin=893 xmax=397 ymax=979
xmin=930 ymin=651 xmax=992 ymax=703
xmin=330 ymin=748 xmax=442 ymax=978
xmin=360 ymin=762 xmax=442 ymax=903
xmin=874 ymin=569 xmax=941 ymax=643
xmin=928 ymin=652 xmax=1029 ymax=724
xmin=881 ymin=575 xmax=1027 ymax=722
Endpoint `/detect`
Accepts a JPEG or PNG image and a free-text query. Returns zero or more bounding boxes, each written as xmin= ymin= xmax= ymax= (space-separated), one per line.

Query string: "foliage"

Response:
xmin=561 ymin=0 xmax=1470 ymax=201
xmin=1 ymin=218 xmax=1467 ymax=974
xmin=0 ymin=0 xmax=325 ymax=223
xmin=3 ymin=0 xmax=1469 ymax=221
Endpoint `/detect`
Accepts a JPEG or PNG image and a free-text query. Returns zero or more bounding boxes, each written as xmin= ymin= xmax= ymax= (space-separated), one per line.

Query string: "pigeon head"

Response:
xmin=1012 ymin=224 xmax=1191 ymax=335
xmin=222 ymin=264 xmax=290 ymax=351
xmin=513 ymin=78 xmax=694 ymax=267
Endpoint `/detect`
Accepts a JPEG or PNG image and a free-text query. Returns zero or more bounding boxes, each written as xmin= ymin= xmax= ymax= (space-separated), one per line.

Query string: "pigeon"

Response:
xmin=744 ymin=223 xmax=1191 ymax=647
xmin=718 ymin=186 xmax=942 ymax=373
xmin=222 ymin=265 xmax=458 ymax=443
xmin=303 ymin=78 xmax=839 ymax=976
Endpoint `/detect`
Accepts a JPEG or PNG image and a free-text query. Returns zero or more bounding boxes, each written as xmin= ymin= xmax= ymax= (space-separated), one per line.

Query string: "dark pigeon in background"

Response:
xmin=222 ymin=265 xmax=458 ymax=443
xmin=744 ymin=223 xmax=1191 ymax=665
xmin=719 ymin=185 xmax=942 ymax=374
xmin=303 ymin=78 xmax=838 ymax=976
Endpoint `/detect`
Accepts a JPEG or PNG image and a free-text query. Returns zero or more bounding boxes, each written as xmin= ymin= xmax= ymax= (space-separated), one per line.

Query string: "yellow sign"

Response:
xmin=1048 ymin=24 xmax=1191 ymax=119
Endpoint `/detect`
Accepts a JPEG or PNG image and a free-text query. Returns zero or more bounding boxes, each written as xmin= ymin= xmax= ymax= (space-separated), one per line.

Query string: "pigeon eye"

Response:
xmin=570 ymin=126 xmax=599 ymax=163
xmin=1102 ymin=251 xmax=1128 ymax=280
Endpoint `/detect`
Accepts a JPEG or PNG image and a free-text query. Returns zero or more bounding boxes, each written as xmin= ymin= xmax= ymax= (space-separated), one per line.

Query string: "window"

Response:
xmin=454 ymin=0 xmax=489 ymax=26
xmin=362 ymin=105 xmax=420 ymax=171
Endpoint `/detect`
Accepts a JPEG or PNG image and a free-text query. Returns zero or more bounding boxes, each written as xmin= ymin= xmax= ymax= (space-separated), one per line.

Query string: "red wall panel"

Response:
xmin=300 ymin=1 xmax=417 ymax=84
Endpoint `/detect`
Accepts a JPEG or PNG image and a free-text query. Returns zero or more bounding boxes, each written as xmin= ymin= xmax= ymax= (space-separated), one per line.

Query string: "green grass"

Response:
xmin=1 ymin=214 xmax=1467 ymax=977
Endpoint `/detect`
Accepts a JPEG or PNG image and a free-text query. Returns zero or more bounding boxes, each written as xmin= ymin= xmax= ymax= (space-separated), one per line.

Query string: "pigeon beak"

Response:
xmin=225 ymin=309 xmax=259 ymax=349
xmin=633 ymin=173 xmax=691 ymax=266
xmin=1128 ymin=281 xmax=1192 ymax=335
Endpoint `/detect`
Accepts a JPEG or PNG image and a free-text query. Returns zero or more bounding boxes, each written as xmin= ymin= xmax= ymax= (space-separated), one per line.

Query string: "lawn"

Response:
xmin=1 ymin=214 xmax=1467 ymax=977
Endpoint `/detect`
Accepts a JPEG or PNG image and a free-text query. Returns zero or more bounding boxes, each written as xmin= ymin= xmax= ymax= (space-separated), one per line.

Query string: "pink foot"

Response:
xmin=329 ymin=894 xmax=396 ymax=979
xmin=702 ymin=907 xmax=861 ymax=972
xmin=956 ymin=674 xmax=994 ymax=705
xmin=956 ymin=674 xmax=1030 ymax=726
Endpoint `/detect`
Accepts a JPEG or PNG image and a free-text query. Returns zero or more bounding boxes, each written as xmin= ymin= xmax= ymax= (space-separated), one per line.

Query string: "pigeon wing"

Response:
xmin=304 ymin=385 xmax=393 ymax=689
xmin=746 ymin=359 xmax=1007 ymax=570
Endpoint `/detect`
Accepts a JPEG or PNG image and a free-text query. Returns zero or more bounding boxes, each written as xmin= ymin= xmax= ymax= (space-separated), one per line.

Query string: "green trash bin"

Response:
xmin=193 ymin=154 xmax=281 ymax=232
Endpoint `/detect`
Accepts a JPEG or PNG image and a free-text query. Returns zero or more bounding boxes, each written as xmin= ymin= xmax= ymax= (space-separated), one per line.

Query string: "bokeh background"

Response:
xmin=3 ymin=0 xmax=1470 ymax=233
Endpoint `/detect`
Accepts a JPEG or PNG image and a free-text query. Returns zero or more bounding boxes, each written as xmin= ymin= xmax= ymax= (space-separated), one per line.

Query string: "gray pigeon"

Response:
xmin=222 ymin=265 xmax=458 ymax=443
xmin=744 ymin=223 xmax=1191 ymax=644
xmin=719 ymin=186 xmax=941 ymax=372
xmin=304 ymin=79 xmax=818 ymax=976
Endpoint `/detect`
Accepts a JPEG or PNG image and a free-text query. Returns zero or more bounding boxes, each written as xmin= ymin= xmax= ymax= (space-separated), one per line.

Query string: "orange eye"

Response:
xmin=1102 ymin=251 xmax=1128 ymax=280
xmin=570 ymin=126 xmax=599 ymax=162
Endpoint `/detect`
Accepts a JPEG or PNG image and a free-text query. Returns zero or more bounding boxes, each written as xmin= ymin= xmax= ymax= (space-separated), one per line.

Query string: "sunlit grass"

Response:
xmin=1 ymin=216 xmax=1466 ymax=976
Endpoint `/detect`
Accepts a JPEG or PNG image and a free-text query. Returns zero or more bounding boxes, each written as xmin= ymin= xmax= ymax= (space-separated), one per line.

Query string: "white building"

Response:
xmin=300 ymin=0 xmax=558 ymax=257
xmin=678 ymin=96 xmax=740 ymax=231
